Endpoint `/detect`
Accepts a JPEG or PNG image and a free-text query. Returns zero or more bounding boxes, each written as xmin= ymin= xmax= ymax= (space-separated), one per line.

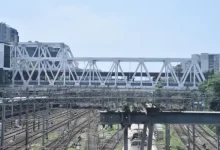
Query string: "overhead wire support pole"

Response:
xmin=46 ymin=103 xmax=49 ymax=140
xmin=42 ymin=102 xmax=46 ymax=149
xmin=1 ymin=100 xmax=5 ymax=150
xmin=216 ymin=126 xmax=220 ymax=150
xmin=33 ymin=103 xmax=36 ymax=132
xmin=11 ymin=99 xmax=14 ymax=127
xmin=24 ymin=88 xmax=29 ymax=150
xmin=165 ymin=124 xmax=170 ymax=150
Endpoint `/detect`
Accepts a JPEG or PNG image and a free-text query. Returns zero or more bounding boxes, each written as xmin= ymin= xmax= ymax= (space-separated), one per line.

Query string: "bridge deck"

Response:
xmin=100 ymin=111 xmax=220 ymax=124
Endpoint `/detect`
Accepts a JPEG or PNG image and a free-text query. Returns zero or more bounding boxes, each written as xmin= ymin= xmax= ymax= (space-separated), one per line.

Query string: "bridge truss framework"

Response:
xmin=9 ymin=42 xmax=205 ymax=89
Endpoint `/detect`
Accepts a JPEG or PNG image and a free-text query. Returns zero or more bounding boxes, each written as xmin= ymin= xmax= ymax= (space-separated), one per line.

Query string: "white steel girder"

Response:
xmin=9 ymin=42 xmax=205 ymax=89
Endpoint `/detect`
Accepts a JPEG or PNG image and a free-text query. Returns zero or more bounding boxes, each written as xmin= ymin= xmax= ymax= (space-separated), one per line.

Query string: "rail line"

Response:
xmin=173 ymin=125 xmax=201 ymax=150
xmin=4 ymin=109 xmax=71 ymax=141
xmin=47 ymin=112 xmax=98 ymax=150
xmin=100 ymin=129 xmax=124 ymax=150
xmin=195 ymin=125 xmax=217 ymax=149
xmin=4 ymin=110 xmax=89 ymax=150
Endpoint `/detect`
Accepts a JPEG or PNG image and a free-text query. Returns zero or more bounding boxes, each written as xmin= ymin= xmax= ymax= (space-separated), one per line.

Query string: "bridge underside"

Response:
xmin=100 ymin=111 xmax=220 ymax=124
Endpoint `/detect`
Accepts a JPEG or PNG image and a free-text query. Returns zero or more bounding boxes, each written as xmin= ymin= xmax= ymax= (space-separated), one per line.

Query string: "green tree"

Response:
xmin=199 ymin=72 xmax=220 ymax=110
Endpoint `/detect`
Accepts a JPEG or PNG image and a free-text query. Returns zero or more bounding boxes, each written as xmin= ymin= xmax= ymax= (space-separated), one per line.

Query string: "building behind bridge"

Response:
xmin=0 ymin=23 xmax=19 ymax=85
xmin=0 ymin=23 xmax=19 ymax=43
xmin=181 ymin=53 xmax=220 ymax=73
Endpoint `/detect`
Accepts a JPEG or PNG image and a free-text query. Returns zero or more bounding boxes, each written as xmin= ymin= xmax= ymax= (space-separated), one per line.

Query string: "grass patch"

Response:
xmin=157 ymin=125 xmax=185 ymax=150
xmin=170 ymin=127 xmax=185 ymax=150
xmin=114 ymin=144 xmax=123 ymax=150
xmin=30 ymin=132 xmax=59 ymax=150
xmin=102 ymin=124 xmax=120 ymax=136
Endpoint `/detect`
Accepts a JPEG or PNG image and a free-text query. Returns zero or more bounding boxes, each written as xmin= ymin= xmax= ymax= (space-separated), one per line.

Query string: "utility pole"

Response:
xmin=216 ymin=125 xmax=220 ymax=150
xmin=1 ymin=100 xmax=5 ymax=150
xmin=165 ymin=124 xmax=170 ymax=150
xmin=25 ymin=103 xmax=29 ymax=150
xmin=25 ymin=88 xmax=29 ymax=150
xmin=33 ymin=103 xmax=36 ymax=132
xmin=42 ymin=103 xmax=46 ymax=149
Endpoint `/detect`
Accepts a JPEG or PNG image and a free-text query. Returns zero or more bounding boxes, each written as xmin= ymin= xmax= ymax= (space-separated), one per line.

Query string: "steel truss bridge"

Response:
xmin=8 ymin=42 xmax=205 ymax=89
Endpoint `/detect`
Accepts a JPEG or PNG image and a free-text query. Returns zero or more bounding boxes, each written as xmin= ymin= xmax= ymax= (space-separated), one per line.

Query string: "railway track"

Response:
xmin=4 ymin=110 xmax=89 ymax=150
xmin=195 ymin=125 xmax=217 ymax=149
xmin=4 ymin=109 xmax=71 ymax=141
xmin=173 ymin=125 xmax=201 ymax=150
xmin=47 ymin=112 xmax=99 ymax=150
xmin=4 ymin=106 xmax=48 ymax=130
xmin=100 ymin=129 xmax=124 ymax=150
xmin=87 ymin=114 xmax=99 ymax=150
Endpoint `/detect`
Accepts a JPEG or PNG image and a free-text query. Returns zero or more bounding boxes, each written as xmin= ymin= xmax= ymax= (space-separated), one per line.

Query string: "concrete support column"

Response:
xmin=147 ymin=123 xmax=154 ymax=150
xmin=187 ymin=125 xmax=191 ymax=150
xmin=165 ymin=124 xmax=170 ymax=150
xmin=124 ymin=125 xmax=128 ymax=150
xmin=192 ymin=125 xmax=195 ymax=150
xmin=117 ymin=124 xmax=120 ymax=143
xmin=140 ymin=124 xmax=147 ymax=150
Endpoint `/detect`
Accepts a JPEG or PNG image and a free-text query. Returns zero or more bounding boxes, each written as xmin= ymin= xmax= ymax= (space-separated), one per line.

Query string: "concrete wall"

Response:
xmin=200 ymin=53 xmax=209 ymax=72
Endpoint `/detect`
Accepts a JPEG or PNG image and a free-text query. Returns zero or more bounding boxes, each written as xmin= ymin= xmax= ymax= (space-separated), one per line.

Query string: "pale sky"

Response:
xmin=1 ymin=0 xmax=220 ymax=71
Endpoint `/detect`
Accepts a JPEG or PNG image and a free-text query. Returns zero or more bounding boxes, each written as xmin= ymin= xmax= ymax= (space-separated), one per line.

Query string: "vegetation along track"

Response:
xmin=4 ymin=110 xmax=89 ymax=150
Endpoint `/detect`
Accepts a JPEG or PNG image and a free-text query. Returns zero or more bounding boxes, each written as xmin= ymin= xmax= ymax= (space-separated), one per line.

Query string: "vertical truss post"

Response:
xmin=1 ymin=101 xmax=5 ymax=150
xmin=140 ymin=62 xmax=143 ymax=87
xmin=92 ymin=61 xmax=95 ymax=82
xmin=115 ymin=61 xmax=119 ymax=87
xmin=165 ymin=61 xmax=169 ymax=87
xmin=165 ymin=124 xmax=170 ymax=150
xmin=124 ymin=125 xmax=128 ymax=150
xmin=89 ymin=61 xmax=92 ymax=86
xmin=64 ymin=61 xmax=66 ymax=86
xmin=193 ymin=63 xmax=196 ymax=88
